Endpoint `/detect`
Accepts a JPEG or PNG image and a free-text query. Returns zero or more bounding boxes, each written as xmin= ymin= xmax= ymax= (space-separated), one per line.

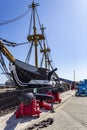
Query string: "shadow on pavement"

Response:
xmin=4 ymin=113 xmax=39 ymax=130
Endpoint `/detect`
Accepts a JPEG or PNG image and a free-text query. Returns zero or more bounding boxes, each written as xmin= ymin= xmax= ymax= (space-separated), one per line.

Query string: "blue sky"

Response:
xmin=0 ymin=0 xmax=87 ymax=83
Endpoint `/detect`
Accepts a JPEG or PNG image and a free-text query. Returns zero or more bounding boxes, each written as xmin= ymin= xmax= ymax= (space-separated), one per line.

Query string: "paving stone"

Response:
xmin=0 ymin=90 xmax=75 ymax=130
xmin=43 ymin=96 xmax=87 ymax=130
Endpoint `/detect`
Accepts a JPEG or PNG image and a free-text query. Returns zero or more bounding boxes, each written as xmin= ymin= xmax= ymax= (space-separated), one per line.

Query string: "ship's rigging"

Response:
xmin=0 ymin=1 xmax=58 ymax=87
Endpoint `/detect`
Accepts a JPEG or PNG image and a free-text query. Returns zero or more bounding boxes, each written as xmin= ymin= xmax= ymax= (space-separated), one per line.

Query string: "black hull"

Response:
xmin=9 ymin=59 xmax=52 ymax=88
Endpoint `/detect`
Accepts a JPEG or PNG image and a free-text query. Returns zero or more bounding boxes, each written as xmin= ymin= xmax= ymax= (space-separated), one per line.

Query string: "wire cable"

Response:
xmin=25 ymin=42 xmax=33 ymax=63
xmin=28 ymin=10 xmax=33 ymax=35
xmin=4 ymin=42 xmax=29 ymax=47
xmin=38 ymin=41 xmax=43 ymax=50
xmin=0 ymin=9 xmax=30 ymax=25
xmin=40 ymin=53 xmax=44 ymax=67
xmin=0 ymin=52 xmax=11 ymax=80
xmin=0 ymin=37 xmax=29 ymax=47
xmin=35 ymin=8 xmax=42 ymax=29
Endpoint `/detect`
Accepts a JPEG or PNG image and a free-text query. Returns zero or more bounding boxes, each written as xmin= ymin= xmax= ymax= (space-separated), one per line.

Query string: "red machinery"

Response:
xmin=35 ymin=93 xmax=54 ymax=111
xmin=15 ymin=92 xmax=54 ymax=118
xmin=47 ymin=88 xmax=62 ymax=103
xmin=15 ymin=93 xmax=41 ymax=118
xmin=37 ymin=100 xmax=53 ymax=110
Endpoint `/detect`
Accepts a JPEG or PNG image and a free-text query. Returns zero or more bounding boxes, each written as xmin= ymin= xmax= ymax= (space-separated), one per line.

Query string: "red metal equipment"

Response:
xmin=15 ymin=93 xmax=41 ymax=118
xmin=35 ymin=93 xmax=54 ymax=110
xmin=47 ymin=91 xmax=62 ymax=103
xmin=38 ymin=100 xmax=53 ymax=110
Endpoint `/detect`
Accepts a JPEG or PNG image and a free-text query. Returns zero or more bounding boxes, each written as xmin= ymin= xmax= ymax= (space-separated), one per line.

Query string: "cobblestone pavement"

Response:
xmin=43 ymin=96 xmax=87 ymax=130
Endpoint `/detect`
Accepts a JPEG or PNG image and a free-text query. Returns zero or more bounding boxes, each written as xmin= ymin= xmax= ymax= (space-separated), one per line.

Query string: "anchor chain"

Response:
xmin=25 ymin=117 xmax=54 ymax=130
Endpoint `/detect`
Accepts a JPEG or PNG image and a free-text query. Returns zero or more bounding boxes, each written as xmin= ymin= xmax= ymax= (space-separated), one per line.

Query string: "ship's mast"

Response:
xmin=40 ymin=25 xmax=51 ymax=69
xmin=27 ymin=1 xmax=44 ymax=67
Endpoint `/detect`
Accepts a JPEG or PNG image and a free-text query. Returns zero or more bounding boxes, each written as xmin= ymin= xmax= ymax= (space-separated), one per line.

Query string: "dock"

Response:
xmin=42 ymin=93 xmax=87 ymax=130
xmin=0 ymin=90 xmax=76 ymax=130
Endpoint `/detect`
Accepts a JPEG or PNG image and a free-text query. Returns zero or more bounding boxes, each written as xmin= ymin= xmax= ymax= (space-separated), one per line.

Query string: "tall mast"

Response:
xmin=40 ymin=25 xmax=51 ymax=69
xmin=27 ymin=1 xmax=44 ymax=67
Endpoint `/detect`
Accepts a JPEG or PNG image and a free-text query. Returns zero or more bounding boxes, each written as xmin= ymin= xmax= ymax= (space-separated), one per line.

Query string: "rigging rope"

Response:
xmin=0 ymin=65 xmax=4 ymax=74
xmin=0 ymin=38 xmax=29 ymax=47
xmin=38 ymin=41 xmax=43 ymax=50
xmin=44 ymin=32 xmax=56 ymax=69
xmin=28 ymin=10 xmax=33 ymax=36
xmin=0 ymin=9 xmax=30 ymax=25
xmin=25 ymin=42 xmax=33 ymax=63
xmin=28 ymin=6 xmax=42 ymax=35
xmin=4 ymin=42 xmax=29 ymax=47
xmin=40 ymin=53 xmax=44 ymax=67
xmin=39 ymin=40 xmax=54 ymax=69
xmin=35 ymin=8 xmax=42 ymax=29
xmin=0 ymin=52 xmax=11 ymax=80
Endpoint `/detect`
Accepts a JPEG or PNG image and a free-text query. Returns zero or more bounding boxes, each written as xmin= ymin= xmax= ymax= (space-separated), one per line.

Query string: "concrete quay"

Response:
xmin=0 ymin=90 xmax=75 ymax=130
xmin=41 ymin=93 xmax=87 ymax=130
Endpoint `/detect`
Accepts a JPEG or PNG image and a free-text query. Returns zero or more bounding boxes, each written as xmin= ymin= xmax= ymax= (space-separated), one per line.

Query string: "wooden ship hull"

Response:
xmin=9 ymin=59 xmax=53 ymax=88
